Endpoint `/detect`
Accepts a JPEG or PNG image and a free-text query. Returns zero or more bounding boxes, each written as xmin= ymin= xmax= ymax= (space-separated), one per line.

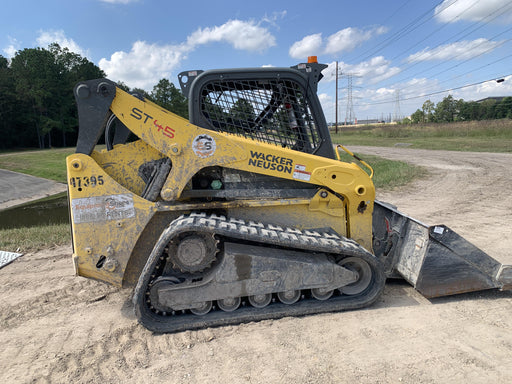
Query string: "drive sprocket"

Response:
xmin=167 ymin=233 xmax=218 ymax=273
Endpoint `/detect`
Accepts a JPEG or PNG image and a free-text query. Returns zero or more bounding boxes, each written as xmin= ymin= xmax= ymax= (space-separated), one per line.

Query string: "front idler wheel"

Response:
xmin=338 ymin=257 xmax=372 ymax=295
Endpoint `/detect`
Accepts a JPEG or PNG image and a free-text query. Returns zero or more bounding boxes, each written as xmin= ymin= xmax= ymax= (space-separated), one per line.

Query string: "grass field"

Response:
xmin=331 ymin=119 xmax=512 ymax=152
xmin=336 ymin=151 xmax=426 ymax=190
xmin=0 ymin=147 xmax=74 ymax=182
xmin=0 ymin=223 xmax=70 ymax=253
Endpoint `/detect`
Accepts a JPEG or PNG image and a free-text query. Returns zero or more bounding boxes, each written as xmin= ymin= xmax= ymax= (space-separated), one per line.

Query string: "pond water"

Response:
xmin=0 ymin=193 xmax=69 ymax=230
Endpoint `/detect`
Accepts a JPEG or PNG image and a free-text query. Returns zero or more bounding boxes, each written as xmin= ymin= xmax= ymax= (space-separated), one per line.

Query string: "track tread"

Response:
xmin=133 ymin=213 xmax=386 ymax=333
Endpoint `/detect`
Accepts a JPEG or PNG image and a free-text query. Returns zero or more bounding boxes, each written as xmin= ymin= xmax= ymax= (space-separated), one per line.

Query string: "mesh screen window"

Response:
xmin=199 ymin=79 xmax=320 ymax=153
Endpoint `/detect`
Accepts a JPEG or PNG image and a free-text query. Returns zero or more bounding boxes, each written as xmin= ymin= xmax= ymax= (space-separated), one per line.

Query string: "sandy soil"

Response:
xmin=1 ymin=147 xmax=511 ymax=384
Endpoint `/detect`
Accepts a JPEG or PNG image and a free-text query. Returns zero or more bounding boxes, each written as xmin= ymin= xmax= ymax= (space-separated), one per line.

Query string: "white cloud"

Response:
xmin=318 ymin=93 xmax=332 ymax=104
xmin=349 ymin=56 xmax=401 ymax=84
xmin=3 ymin=30 xmax=89 ymax=59
xmin=36 ymin=30 xmax=88 ymax=57
xmin=187 ymin=19 xmax=276 ymax=52
xmin=317 ymin=92 xmax=336 ymax=121
xmin=322 ymin=56 xmax=401 ymax=85
xmin=435 ymin=0 xmax=512 ymax=23
xmin=100 ymin=18 xmax=277 ymax=89
xmin=452 ymin=75 xmax=512 ymax=101
xmin=324 ymin=27 xmax=387 ymax=55
xmin=3 ymin=36 xmax=20 ymax=58
xmin=261 ymin=11 xmax=287 ymax=27
xmin=290 ymin=26 xmax=387 ymax=59
xmin=289 ymin=34 xmax=323 ymax=59
xmin=406 ymin=39 xmax=502 ymax=62
xmin=99 ymin=41 xmax=187 ymax=89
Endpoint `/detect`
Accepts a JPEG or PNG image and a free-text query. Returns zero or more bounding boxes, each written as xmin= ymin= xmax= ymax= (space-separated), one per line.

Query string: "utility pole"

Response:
xmin=345 ymin=74 xmax=355 ymax=125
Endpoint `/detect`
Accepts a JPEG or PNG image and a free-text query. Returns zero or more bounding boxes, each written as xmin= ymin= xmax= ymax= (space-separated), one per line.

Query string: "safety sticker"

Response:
xmin=192 ymin=134 xmax=216 ymax=158
xmin=293 ymin=164 xmax=311 ymax=181
xmin=433 ymin=226 xmax=445 ymax=235
xmin=72 ymin=194 xmax=135 ymax=224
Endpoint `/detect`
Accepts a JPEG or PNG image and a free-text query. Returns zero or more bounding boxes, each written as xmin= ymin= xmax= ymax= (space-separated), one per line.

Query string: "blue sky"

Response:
xmin=2 ymin=0 xmax=512 ymax=122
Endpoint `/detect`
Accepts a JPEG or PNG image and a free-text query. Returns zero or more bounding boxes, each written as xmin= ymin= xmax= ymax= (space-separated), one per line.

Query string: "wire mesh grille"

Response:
xmin=200 ymin=79 xmax=320 ymax=153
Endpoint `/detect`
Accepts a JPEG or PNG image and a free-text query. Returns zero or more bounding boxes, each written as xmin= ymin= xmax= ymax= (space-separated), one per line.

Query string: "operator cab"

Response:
xmin=178 ymin=59 xmax=335 ymax=159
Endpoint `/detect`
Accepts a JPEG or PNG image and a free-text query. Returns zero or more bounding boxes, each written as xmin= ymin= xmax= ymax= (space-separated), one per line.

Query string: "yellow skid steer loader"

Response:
xmin=66 ymin=58 xmax=511 ymax=332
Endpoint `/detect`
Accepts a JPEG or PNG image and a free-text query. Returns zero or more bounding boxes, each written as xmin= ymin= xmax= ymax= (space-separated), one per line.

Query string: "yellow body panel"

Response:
xmin=90 ymin=140 xmax=164 ymax=196
xmin=67 ymin=154 xmax=157 ymax=286
xmin=66 ymin=85 xmax=375 ymax=286
xmin=110 ymin=88 xmax=374 ymax=240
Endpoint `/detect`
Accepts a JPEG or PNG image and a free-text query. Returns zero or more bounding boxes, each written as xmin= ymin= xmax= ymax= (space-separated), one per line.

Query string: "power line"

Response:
xmin=351 ymin=0 xmax=458 ymax=63
xmin=381 ymin=0 xmax=415 ymax=25
xmin=320 ymin=1 xmax=512 ymax=116
xmin=355 ymin=6 xmax=512 ymax=107
xmin=378 ymin=1 xmax=512 ymax=88
xmin=389 ymin=0 xmax=481 ymax=61
xmin=355 ymin=74 xmax=512 ymax=107
xmin=399 ymin=43 xmax=512 ymax=97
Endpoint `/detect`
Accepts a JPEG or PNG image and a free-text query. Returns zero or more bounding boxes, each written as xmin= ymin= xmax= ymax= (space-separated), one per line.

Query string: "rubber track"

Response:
xmin=133 ymin=212 xmax=386 ymax=333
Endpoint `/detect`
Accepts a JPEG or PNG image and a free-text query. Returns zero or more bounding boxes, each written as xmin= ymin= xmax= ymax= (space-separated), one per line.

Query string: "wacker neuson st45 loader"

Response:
xmin=66 ymin=57 xmax=511 ymax=332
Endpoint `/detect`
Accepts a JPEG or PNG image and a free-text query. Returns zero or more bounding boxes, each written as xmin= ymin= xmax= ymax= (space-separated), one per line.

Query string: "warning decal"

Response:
xmin=72 ymin=194 xmax=135 ymax=224
xmin=293 ymin=164 xmax=311 ymax=181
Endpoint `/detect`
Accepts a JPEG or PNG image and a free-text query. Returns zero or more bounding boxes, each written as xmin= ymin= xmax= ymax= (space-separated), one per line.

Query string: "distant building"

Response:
xmin=355 ymin=119 xmax=380 ymax=125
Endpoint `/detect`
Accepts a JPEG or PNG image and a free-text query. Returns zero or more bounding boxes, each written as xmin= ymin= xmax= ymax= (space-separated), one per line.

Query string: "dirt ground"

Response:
xmin=1 ymin=147 xmax=511 ymax=384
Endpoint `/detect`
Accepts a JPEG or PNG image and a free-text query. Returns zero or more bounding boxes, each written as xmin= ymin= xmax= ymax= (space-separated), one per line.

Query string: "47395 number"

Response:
xmin=69 ymin=175 xmax=104 ymax=189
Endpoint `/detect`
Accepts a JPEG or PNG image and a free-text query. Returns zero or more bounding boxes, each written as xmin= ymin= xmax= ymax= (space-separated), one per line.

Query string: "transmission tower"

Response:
xmin=393 ymin=89 xmax=402 ymax=122
xmin=335 ymin=61 xmax=340 ymax=133
xmin=345 ymin=74 xmax=355 ymax=125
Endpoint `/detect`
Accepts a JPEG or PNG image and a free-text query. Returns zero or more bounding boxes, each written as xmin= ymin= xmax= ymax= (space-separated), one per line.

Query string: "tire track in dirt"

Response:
xmin=38 ymin=323 xmax=220 ymax=383
xmin=0 ymin=279 xmax=118 ymax=329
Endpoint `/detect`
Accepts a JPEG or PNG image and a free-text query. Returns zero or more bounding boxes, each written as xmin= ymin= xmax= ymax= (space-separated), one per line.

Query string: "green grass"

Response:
xmin=0 ymin=147 xmax=74 ymax=182
xmin=337 ymin=152 xmax=427 ymax=190
xmin=331 ymin=119 xmax=512 ymax=152
xmin=364 ymin=155 xmax=426 ymax=189
xmin=0 ymin=223 xmax=70 ymax=253
xmin=0 ymin=148 xmax=73 ymax=252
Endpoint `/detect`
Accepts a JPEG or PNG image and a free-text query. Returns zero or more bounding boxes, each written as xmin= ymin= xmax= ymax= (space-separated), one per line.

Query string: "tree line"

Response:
xmin=406 ymin=94 xmax=512 ymax=124
xmin=0 ymin=44 xmax=188 ymax=150
xmin=2 ymin=44 xmax=510 ymax=149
